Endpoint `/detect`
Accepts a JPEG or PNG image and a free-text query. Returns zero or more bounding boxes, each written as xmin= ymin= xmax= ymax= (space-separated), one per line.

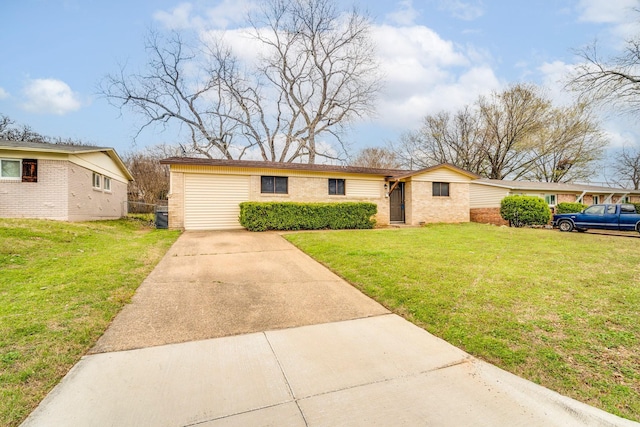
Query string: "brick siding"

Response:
xmin=470 ymin=207 xmax=509 ymax=226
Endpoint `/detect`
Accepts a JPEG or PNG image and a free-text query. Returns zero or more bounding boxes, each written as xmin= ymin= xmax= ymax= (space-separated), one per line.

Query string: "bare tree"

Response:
xmin=102 ymin=0 xmax=380 ymax=164
xmin=611 ymin=145 xmax=640 ymax=189
xmin=0 ymin=114 xmax=48 ymax=143
xmin=522 ymin=103 xmax=605 ymax=182
xmin=350 ymin=147 xmax=400 ymax=169
xmin=569 ymin=37 xmax=640 ymax=114
xmin=125 ymin=143 xmax=187 ymax=206
xmin=390 ymin=84 xmax=608 ymax=182
xmin=390 ymin=108 xmax=487 ymax=173
xmin=477 ymin=84 xmax=549 ymax=180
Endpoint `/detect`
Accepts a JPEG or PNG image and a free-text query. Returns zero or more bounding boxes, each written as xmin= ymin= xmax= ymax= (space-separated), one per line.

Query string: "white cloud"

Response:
xmin=371 ymin=23 xmax=499 ymax=129
xmin=577 ymin=0 xmax=637 ymax=24
xmin=386 ymin=0 xmax=420 ymax=26
xmin=153 ymin=3 xmax=202 ymax=30
xmin=21 ymin=78 xmax=82 ymax=115
xmin=154 ymin=0 xmax=254 ymax=30
xmin=577 ymin=0 xmax=640 ymax=42
xmin=538 ymin=60 xmax=576 ymax=106
xmin=437 ymin=0 xmax=485 ymax=21
xmin=0 ymin=87 xmax=9 ymax=99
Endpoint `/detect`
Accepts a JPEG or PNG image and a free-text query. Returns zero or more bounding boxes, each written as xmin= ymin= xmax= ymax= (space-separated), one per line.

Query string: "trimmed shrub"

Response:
xmin=555 ymin=202 xmax=587 ymax=214
xmin=500 ymin=195 xmax=551 ymax=227
xmin=632 ymin=202 xmax=640 ymax=213
xmin=239 ymin=202 xmax=377 ymax=232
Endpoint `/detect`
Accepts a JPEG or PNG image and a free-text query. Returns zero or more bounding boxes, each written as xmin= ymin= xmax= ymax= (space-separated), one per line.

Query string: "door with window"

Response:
xmin=389 ymin=182 xmax=405 ymax=223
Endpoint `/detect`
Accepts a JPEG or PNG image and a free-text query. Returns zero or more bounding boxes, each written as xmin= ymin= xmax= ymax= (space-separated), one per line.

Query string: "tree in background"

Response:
xmin=102 ymin=0 xmax=381 ymax=164
xmin=124 ymin=143 xmax=187 ymax=206
xmin=568 ymin=36 xmax=640 ymax=114
xmin=391 ymin=84 xmax=607 ymax=182
xmin=349 ymin=147 xmax=400 ymax=169
xmin=0 ymin=114 xmax=90 ymax=146
xmin=611 ymin=145 xmax=640 ymax=190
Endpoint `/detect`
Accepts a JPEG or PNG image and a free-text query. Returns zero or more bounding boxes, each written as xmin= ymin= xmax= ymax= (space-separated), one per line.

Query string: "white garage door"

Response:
xmin=184 ymin=174 xmax=250 ymax=230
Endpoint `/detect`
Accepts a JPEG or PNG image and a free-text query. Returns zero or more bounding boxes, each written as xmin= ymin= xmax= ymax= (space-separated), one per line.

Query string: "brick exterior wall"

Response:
xmin=168 ymin=172 xmax=185 ymax=229
xmin=67 ymin=163 xmax=127 ymax=221
xmin=0 ymin=159 xmax=127 ymax=221
xmin=407 ymin=181 xmax=470 ymax=224
xmin=251 ymin=175 xmax=391 ymax=226
xmin=0 ymin=159 xmax=68 ymax=219
xmin=470 ymin=207 xmax=509 ymax=225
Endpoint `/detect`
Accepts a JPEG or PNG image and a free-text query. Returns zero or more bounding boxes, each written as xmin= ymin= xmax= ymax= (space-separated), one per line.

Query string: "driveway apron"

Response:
xmin=21 ymin=231 xmax=639 ymax=427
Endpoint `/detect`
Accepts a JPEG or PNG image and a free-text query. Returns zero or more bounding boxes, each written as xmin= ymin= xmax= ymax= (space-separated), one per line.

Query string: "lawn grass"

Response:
xmin=0 ymin=218 xmax=180 ymax=426
xmin=285 ymin=223 xmax=640 ymax=422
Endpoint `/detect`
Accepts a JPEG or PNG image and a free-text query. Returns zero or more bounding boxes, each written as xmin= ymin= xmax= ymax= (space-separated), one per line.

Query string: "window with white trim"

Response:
xmin=544 ymin=194 xmax=556 ymax=206
xmin=592 ymin=195 xmax=599 ymax=204
xmin=103 ymin=176 xmax=111 ymax=191
xmin=0 ymin=159 xmax=21 ymax=179
xmin=92 ymin=172 xmax=101 ymax=189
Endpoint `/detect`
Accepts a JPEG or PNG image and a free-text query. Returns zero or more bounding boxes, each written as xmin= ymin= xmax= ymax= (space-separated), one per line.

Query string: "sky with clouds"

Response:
xmin=1 ymin=0 xmax=639 ymax=178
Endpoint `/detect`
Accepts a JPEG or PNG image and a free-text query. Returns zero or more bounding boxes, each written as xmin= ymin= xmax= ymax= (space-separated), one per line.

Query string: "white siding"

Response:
xmin=347 ymin=179 xmax=382 ymax=198
xmin=469 ymin=183 xmax=510 ymax=208
xmin=411 ymin=168 xmax=473 ymax=183
xmin=184 ymin=174 xmax=250 ymax=230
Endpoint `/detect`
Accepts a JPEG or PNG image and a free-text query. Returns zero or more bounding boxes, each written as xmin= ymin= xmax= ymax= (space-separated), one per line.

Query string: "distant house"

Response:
xmin=160 ymin=158 xmax=479 ymax=230
xmin=0 ymin=140 xmax=133 ymax=221
xmin=470 ymin=179 xmax=640 ymax=225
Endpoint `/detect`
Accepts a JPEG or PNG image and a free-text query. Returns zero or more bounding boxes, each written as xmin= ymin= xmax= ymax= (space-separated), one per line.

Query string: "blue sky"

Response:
xmin=1 ymin=0 xmax=639 ymax=178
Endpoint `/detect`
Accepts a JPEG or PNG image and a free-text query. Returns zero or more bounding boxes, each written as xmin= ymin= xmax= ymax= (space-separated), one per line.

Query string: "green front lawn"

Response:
xmin=285 ymin=224 xmax=640 ymax=422
xmin=0 ymin=218 xmax=180 ymax=426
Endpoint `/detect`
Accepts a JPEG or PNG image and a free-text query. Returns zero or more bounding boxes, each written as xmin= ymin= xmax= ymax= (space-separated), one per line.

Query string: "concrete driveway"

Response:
xmin=22 ymin=231 xmax=638 ymax=427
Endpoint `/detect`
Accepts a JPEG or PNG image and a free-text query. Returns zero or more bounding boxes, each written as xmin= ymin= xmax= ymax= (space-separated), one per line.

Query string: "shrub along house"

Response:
xmin=159 ymin=157 xmax=479 ymax=230
xmin=0 ymin=140 xmax=133 ymax=221
xmin=469 ymin=179 xmax=640 ymax=225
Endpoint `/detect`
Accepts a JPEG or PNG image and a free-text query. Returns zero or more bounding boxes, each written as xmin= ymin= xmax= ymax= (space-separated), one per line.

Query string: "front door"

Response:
xmin=389 ymin=182 xmax=405 ymax=223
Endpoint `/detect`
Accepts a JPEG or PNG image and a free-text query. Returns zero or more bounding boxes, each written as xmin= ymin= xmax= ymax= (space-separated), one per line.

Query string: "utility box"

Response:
xmin=155 ymin=206 xmax=169 ymax=229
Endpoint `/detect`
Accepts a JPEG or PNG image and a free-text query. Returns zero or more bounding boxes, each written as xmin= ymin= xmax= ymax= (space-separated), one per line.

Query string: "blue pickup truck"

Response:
xmin=553 ymin=203 xmax=640 ymax=233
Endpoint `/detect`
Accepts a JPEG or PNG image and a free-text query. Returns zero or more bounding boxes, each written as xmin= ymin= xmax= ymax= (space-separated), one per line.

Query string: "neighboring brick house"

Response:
xmin=470 ymin=179 xmax=640 ymax=225
xmin=160 ymin=158 xmax=479 ymax=230
xmin=0 ymin=140 xmax=133 ymax=221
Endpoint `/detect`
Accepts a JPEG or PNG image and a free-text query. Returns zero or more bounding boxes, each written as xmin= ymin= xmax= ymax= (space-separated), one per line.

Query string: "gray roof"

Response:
xmin=0 ymin=139 xmax=133 ymax=181
xmin=0 ymin=139 xmax=111 ymax=153
xmin=474 ymin=178 xmax=639 ymax=194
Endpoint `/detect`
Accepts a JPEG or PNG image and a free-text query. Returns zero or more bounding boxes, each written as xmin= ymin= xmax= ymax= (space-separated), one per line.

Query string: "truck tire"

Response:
xmin=558 ymin=220 xmax=574 ymax=232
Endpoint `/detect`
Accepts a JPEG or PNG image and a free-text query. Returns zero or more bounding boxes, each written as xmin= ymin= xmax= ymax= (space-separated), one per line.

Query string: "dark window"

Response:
xmin=261 ymin=176 xmax=288 ymax=194
xmin=433 ymin=182 xmax=449 ymax=197
xmin=22 ymin=159 xmax=37 ymax=182
xmin=328 ymin=178 xmax=345 ymax=195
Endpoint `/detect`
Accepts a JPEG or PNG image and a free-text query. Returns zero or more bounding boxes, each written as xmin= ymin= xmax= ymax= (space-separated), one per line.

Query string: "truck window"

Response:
xmin=584 ymin=205 xmax=605 ymax=215
xmin=621 ymin=204 xmax=637 ymax=214
xmin=607 ymin=205 xmax=617 ymax=214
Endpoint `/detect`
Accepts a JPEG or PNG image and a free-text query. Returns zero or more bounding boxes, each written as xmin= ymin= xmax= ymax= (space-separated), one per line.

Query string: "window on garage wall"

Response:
xmin=261 ymin=176 xmax=288 ymax=194
xmin=328 ymin=178 xmax=345 ymax=195
xmin=432 ymin=182 xmax=449 ymax=197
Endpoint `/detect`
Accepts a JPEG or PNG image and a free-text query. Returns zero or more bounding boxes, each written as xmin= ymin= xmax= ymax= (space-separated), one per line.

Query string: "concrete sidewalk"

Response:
xmin=22 ymin=231 xmax=639 ymax=426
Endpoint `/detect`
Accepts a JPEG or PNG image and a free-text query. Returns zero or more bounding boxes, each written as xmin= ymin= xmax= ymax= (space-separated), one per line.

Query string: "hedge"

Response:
xmin=632 ymin=202 xmax=640 ymax=213
xmin=500 ymin=195 xmax=551 ymax=227
xmin=555 ymin=202 xmax=587 ymax=214
xmin=239 ymin=202 xmax=377 ymax=231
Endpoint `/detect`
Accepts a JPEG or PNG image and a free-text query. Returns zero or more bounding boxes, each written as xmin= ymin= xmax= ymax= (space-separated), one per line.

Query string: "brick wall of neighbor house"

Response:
xmin=67 ymin=163 xmax=127 ymax=221
xmin=409 ymin=181 xmax=470 ymax=224
xmin=0 ymin=159 xmax=69 ymax=220
xmin=167 ymin=171 xmax=185 ymax=229
xmin=470 ymin=207 xmax=509 ymax=225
